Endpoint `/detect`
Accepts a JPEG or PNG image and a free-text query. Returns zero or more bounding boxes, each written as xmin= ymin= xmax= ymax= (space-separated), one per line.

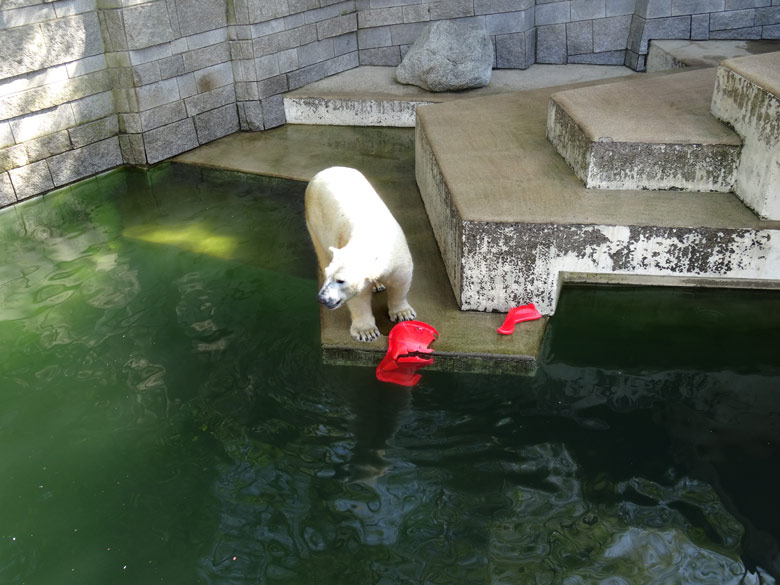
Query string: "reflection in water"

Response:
xmin=0 ymin=165 xmax=778 ymax=585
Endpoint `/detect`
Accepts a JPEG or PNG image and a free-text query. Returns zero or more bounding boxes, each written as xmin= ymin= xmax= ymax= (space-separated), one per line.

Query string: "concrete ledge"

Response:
xmin=711 ymin=52 xmax=780 ymax=220
xmin=283 ymin=65 xmax=637 ymax=127
xmin=547 ymin=68 xmax=742 ymax=192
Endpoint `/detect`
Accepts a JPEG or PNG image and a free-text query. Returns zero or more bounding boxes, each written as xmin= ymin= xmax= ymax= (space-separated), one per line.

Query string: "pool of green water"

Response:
xmin=1 ymin=164 xmax=778 ymax=585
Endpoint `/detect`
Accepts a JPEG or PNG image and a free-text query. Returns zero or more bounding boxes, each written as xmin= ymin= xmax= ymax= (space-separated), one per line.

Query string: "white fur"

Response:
xmin=305 ymin=167 xmax=416 ymax=342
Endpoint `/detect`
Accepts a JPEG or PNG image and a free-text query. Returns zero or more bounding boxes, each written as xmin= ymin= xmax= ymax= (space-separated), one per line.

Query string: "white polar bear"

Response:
xmin=305 ymin=166 xmax=416 ymax=342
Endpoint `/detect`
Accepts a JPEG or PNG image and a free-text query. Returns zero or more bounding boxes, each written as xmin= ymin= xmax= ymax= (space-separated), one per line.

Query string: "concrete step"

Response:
xmin=546 ymin=68 xmax=742 ymax=192
xmin=415 ymin=77 xmax=780 ymax=316
xmin=647 ymin=39 xmax=780 ymax=73
xmin=711 ymin=51 xmax=780 ymax=220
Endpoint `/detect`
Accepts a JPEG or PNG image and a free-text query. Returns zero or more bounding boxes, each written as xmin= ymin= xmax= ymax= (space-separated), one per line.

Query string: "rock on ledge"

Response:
xmin=395 ymin=21 xmax=494 ymax=92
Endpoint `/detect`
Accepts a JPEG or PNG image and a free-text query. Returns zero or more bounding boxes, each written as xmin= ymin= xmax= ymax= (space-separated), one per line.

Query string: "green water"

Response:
xmin=1 ymin=165 xmax=778 ymax=585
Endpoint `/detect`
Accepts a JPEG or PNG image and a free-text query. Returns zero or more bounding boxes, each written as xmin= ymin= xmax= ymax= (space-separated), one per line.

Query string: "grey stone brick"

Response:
xmin=0 ymin=144 xmax=29 ymax=173
xmin=0 ymin=25 xmax=45 ymax=79
xmin=358 ymin=7 xmax=404 ymax=26
xmin=629 ymin=15 xmax=690 ymax=52
xmin=25 ymin=131 xmax=72 ymax=163
xmin=691 ymin=12 xmax=710 ymax=37
xmin=159 ymin=55 xmax=186 ymax=79
xmin=277 ymin=48 xmax=299 ymax=72
xmin=140 ymin=101 xmax=187 ymax=131
xmin=756 ymin=5 xmax=780 ymax=23
xmin=569 ymin=48 xmax=626 ymax=62
xmin=229 ymin=25 xmax=253 ymax=40
xmin=496 ymin=31 xmax=531 ymax=68
xmin=537 ymin=23 xmax=568 ymax=63
xmin=9 ymin=160 xmax=53 ymax=200
xmin=304 ymin=1 xmax=355 ymax=24
xmin=183 ymin=42 xmax=231 ymax=72
xmin=317 ymin=13 xmax=358 ymax=38
xmin=119 ymin=113 xmax=143 ymax=134
xmin=233 ymin=59 xmax=256 ymax=81
xmin=367 ymin=0 xmax=420 ymax=7
xmin=476 ymin=0 xmax=534 ymax=13
xmin=119 ymin=134 xmax=146 ymax=165
xmin=593 ymin=14 xmax=631 ymax=51
xmin=1 ymin=4 xmax=56 ymax=29
xmin=624 ymin=48 xmax=646 ymax=70
xmin=237 ymin=101 xmax=264 ymax=131
xmin=247 ymin=0 xmax=289 ymax=23
xmin=195 ymin=104 xmax=239 ymax=144
xmin=606 ymin=0 xmax=637 ymax=15
xmin=710 ymin=24 xmax=762 ymax=35
xmin=122 ymin=2 xmax=175 ymax=50
xmin=133 ymin=62 xmax=162 ymax=86
xmin=710 ymin=8 xmax=755 ymax=28
xmin=672 ymin=0 xmax=724 ymax=13
xmin=763 ymin=23 xmax=780 ymax=36
xmin=71 ymin=91 xmax=115 ymax=125
xmin=725 ymin=0 xmax=769 ymax=7
xmin=235 ymin=81 xmax=259 ymax=100
xmin=66 ymin=54 xmax=108 ymax=78
xmin=253 ymin=25 xmax=318 ymax=57
xmin=194 ymin=62 xmax=234 ymax=92
xmin=176 ymin=0 xmax=227 ymax=35
xmin=143 ymin=119 xmax=198 ymax=164
xmin=536 ymin=2 xmax=571 ymax=24
xmin=390 ymin=22 xmax=427 ymax=44
xmin=100 ymin=9 xmax=128 ymax=52
xmin=635 ymin=0 xmax=672 ymax=17
xmin=261 ymin=94 xmax=286 ymax=129
xmin=136 ymin=78 xmax=181 ymax=112
xmin=184 ymin=84 xmax=236 ymax=117
xmin=0 ymin=173 xmax=16 ymax=207
xmin=403 ymin=4 xmax=431 ymax=21
xmin=187 ymin=29 xmax=230 ymax=51
xmin=68 ymin=116 xmax=119 ymax=148
xmin=10 ymin=105 xmax=75 ymax=143
xmin=567 ymin=20 xmax=593 ymax=53
xmin=257 ymin=74 xmax=289 ymax=97
xmin=358 ymin=45 xmax=402 ymax=65
xmin=571 ymin=0 xmax=607 ymax=19
xmin=129 ymin=43 xmax=174 ymax=67
xmin=0 ymin=123 xmax=14 ymax=150
xmin=250 ymin=18 xmax=285 ymax=39
xmin=298 ymin=38 xmax=336 ymax=67
xmin=285 ymin=13 xmax=306 ymax=29
xmin=290 ymin=0 xmax=320 ymax=11
xmin=487 ymin=10 xmax=534 ymax=33
xmin=358 ymin=25 xmax=392 ymax=47
xmin=41 ymin=13 xmax=104 ymax=66
xmin=429 ymin=0 xmax=476 ymax=18
xmin=334 ymin=31 xmax=358 ymax=54
xmin=177 ymin=73 xmax=198 ymax=99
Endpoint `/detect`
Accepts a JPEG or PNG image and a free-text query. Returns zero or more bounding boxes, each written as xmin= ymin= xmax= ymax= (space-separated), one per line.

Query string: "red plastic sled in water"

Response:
xmin=376 ymin=321 xmax=438 ymax=387
xmin=497 ymin=303 xmax=542 ymax=335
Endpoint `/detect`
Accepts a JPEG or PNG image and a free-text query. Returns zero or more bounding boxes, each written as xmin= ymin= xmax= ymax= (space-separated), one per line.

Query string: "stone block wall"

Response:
xmin=1 ymin=0 xmax=778 ymax=207
xmin=356 ymin=0 xmax=537 ymax=69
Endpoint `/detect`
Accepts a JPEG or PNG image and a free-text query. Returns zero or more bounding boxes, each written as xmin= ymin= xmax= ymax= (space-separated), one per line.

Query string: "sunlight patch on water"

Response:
xmin=123 ymin=222 xmax=239 ymax=260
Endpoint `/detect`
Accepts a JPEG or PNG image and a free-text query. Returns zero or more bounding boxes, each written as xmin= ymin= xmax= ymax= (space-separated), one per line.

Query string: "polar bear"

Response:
xmin=305 ymin=166 xmax=416 ymax=342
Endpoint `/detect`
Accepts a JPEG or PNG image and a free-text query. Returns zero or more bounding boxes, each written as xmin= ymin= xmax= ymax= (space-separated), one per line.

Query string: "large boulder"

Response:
xmin=395 ymin=20 xmax=494 ymax=92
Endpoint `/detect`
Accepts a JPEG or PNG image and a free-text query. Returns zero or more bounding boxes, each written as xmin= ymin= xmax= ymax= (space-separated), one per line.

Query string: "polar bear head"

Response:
xmin=317 ymin=246 xmax=373 ymax=310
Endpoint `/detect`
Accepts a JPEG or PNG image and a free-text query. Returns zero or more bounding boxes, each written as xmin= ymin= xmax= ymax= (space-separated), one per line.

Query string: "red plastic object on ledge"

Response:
xmin=376 ymin=320 xmax=439 ymax=387
xmin=497 ymin=303 xmax=542 ymax=335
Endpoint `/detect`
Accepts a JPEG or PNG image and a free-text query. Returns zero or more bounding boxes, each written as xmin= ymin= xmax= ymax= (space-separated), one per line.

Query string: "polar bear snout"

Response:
xmin=317 ymin=280 xmax=347 ymax=310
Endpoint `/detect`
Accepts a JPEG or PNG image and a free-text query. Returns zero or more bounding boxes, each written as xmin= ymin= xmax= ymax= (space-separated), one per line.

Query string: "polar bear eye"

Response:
xmin=336 ymin=279 xmax=346 ymax=285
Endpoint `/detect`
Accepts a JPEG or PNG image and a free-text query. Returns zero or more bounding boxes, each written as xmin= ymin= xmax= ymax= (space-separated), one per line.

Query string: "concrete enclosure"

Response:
xmin=2 ymin=0 xmax=779 ymax=208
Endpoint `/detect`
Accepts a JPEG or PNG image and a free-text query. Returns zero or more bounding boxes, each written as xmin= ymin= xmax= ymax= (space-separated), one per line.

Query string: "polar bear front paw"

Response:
xmin=372 ymin=281 xmax=386 ymax=293
xmin=389 ymin=305 xmax=416 ymax=323
xmin=351 ymin=323 xmax=381 ymax=343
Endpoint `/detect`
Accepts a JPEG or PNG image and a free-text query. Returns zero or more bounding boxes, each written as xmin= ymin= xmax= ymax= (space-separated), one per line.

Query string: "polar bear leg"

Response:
xmin=386 ymin=269 xmax=416 ymax=323
xmin=347 ymin=288 xmax=380 ymax=342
